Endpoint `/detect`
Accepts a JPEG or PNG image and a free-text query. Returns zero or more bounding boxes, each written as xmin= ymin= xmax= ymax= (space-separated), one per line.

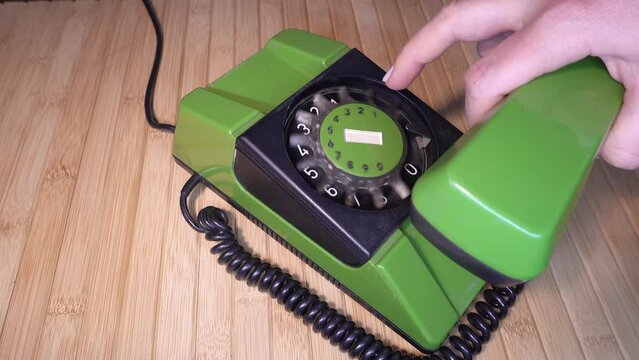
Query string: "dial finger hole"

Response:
xmin=389 ymin=177 xmax=411 ymax=200
xmin=312 ymin=94 xmax=332 ymax=114
xmin=415 ymin=136 xmax=431 ymax=150
xmin=296 ymin=110 xmax=320 ymax=127
xmin=344 ymin=188 xmax=358 ymax=208
xmin=356 ymin=189 xmax=375 ymax=209
xmin=344 ymin=188 xmax=369 ymax=208
xmin=296 ymin=156 xmax=321 ymax=171
xmin=289 ymin=133 xmax=313 ymax=148
xmin=338 ymin=86 xmax=355 ymax=103
xmin=371 ymin=188 xmax=389 ymax=209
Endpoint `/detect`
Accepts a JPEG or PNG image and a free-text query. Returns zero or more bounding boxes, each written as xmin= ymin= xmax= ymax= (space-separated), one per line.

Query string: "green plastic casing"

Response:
xmin=411 ymin=58 xmax=624 ymax=284
xmin=172 ymin=29 xmax=484 ymax=351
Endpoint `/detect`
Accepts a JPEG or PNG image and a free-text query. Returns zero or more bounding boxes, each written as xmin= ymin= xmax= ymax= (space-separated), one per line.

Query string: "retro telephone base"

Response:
xmin=173 ymin=29 xmax=520 ymax=357
xmin=169 ymin=23 xmax=621 ymax=360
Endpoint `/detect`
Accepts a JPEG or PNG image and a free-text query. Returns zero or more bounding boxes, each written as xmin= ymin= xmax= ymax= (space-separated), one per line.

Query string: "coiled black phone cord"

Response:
xmin=181 ymin=173 xmax=524 ymax=360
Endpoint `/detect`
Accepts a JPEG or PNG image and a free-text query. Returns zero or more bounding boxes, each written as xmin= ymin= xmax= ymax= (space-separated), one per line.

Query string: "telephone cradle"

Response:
xmin=172 ymin=29 xmax=623 ymax=359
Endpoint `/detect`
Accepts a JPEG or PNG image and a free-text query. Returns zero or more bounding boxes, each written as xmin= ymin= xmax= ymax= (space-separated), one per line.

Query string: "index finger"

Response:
xmin=385 ymin=0 xmax=537 ymax=90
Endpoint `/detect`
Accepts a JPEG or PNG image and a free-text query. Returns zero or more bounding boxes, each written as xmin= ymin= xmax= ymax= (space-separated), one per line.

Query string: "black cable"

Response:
xmin=142 ymin=0 xmax=176 ymax=133
xmin=180 ymin=172 xmax=525 ymax=360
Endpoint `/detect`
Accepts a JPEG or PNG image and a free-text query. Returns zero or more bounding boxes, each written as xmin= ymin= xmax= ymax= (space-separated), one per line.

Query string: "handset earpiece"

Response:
xmin=409 ymin=57 xmax=624 ymax=286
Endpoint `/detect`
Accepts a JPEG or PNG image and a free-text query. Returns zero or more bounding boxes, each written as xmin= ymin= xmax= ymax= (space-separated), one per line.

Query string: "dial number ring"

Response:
xmin=320 ymin=103 xmax=405 ymax=179
xmin=286 ymin=83 xmax=429 ymax=210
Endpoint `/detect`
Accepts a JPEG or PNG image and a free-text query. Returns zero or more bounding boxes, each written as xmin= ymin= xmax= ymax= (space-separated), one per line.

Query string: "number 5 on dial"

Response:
xmin=303 ymin=167 xmax=318 ymax=179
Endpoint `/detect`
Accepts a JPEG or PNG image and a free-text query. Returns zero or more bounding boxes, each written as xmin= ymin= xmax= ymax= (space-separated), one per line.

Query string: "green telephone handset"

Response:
xmin=410 ymin=58 xmax=624 ymax=285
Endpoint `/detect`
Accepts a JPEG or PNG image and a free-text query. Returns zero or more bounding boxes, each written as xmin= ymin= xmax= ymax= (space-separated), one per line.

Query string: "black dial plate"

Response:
xmin=233 ymin=49 xmax=461 ymax=266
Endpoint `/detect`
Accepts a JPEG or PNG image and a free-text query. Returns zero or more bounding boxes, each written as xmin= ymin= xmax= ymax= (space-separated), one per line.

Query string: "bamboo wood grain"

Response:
xmin=112 ymin=0 xmax=183 ymax=357
xmin=551 ymin=219 xmax=625 ymax=360
xmin=328 ymin=0 xmax=360 ymax=50
xmin=524 ymin=272 xmax=586 ymax=360
xmin=149 ymin=0 xmax=207 ymax=358
xmin=0 ymin=3 xmax=70 ymax=329
xmin=601 ymin=166 xmax=639 ymax=240
xmin=569 ymin=198 xmax=639 ymax=359
xmin=35 ymin=5 xmax=146 ymax=358
xmin=584 ymin=164 xmax=639 ymax=299
xmin=0 ymin=2 xmax=117 ymax=359
xmin=0 ymin=4 xmax=68 ymax=196
xmin=72 ymin=10 xmax=156 ymax=358
xmin=283 ymin=0 xmax=307 ymax=31
xmin=0 ymin=4 xmax=73 ymax=289
xmin=1 ymin=1 xmax=638 ymax=360
xmin=116 ymin=1 xmax=198 ymax=359
xmin=0 ymin=4 xmax=39 ymax=119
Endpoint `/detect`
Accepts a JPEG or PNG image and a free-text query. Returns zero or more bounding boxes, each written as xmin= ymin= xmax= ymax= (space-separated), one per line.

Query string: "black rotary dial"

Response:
xmin=286 ymin=79 xmax=431 ymax=210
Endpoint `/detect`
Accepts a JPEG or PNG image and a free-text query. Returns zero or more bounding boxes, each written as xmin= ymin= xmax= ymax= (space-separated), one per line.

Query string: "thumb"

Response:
xmin=601 ymin=86 xmax=639 ymax=170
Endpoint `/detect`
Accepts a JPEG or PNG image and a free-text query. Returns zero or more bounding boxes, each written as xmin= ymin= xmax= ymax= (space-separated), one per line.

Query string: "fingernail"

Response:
xmin=382 ymin=65 xmax=394 ymax=83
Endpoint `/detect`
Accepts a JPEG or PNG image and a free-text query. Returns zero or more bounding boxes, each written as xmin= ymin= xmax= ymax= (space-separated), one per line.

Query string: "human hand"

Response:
xmin=384 ymin=0 xmax=639 ymax=170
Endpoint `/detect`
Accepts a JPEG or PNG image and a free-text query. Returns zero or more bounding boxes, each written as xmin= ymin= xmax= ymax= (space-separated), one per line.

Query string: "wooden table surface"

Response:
xmin=1 ymin=0 xmax=638 ymax=359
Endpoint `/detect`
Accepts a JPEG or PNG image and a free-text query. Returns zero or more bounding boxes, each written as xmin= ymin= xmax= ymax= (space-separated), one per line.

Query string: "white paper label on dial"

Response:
xmin=343 ymin=129 xmax=383 ymax=146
